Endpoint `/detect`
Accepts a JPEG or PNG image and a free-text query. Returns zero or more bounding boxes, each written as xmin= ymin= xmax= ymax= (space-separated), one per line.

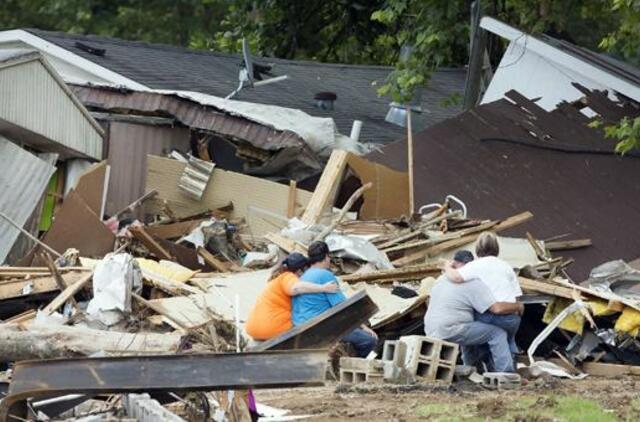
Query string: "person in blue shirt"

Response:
xmin=292 ymin=241 xmax=378 ymax=357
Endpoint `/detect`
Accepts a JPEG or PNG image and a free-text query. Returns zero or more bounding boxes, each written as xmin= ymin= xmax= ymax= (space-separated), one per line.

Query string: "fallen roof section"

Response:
xmin=367 ymin=87 xmax=640 ymax=280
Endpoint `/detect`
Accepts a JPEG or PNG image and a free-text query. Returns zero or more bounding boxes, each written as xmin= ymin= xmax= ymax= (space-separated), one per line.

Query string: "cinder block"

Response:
xmin=339 ymin=357 xmax=371 ymax=371
xmin=340 ymin=369 xmax=369 ymax=384
xmin=382 ymin=340 xmax=408 ymax=368
xmin=482 ymin=372 xmax=521 ymax=390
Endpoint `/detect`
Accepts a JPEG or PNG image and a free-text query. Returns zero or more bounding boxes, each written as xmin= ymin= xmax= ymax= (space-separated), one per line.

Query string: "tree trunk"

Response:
xmin=0 ymin=324 xmax=184 ymax=362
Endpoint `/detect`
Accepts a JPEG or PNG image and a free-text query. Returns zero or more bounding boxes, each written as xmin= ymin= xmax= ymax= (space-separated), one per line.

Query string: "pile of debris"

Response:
xmin=1 ymin=147 xmax=640 ymax=420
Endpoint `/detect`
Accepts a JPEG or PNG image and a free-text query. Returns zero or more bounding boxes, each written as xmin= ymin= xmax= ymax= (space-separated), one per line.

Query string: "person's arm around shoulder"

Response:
xmin=444 ymin=261 xmax=465 ymax=283
xmin=488 ymin=301 xmax=524 ymax=315
xmin=289 ymin=280 xmax=338 ymax=296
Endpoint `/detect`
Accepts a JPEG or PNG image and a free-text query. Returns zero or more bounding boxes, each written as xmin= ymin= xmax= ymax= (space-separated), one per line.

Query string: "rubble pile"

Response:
xmin=0 ymin=147 xmax=638 ymax=420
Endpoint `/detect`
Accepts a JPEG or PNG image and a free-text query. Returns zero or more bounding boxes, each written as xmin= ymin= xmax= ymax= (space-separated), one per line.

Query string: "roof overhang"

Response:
xmin=0 ymin=29 xmax=147 ymax=89
xmin=480 ymin=17 xmax=640 ymax=103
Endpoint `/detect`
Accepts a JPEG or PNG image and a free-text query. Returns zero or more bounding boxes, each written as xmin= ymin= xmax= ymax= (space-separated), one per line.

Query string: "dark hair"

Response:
xmin=307 ymin=241 xmax=330 ymax=264
xmin=476 ymin=232 xmax=499 ymax=257
xmin=453 ymin=250 xmax=474 ymax=264
xmin=270 ymin=252 xmax=309 ymax=279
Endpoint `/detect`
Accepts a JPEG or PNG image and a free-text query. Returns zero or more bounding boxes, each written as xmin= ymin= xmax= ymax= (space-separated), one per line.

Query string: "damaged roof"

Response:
xmin=367 ymin=86 xmax=640 ymax=281
xmin=23 ymin=28 xmax=466 ymax=144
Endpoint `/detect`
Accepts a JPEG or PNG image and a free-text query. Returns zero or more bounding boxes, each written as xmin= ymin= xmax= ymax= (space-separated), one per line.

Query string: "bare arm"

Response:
xmin=488 ymin=302 xmax=524 ymax=315
xmin=289 ymin=281 xmax=338 ymax=296
xmin=444 ymin=262 xmax=464 ymax=283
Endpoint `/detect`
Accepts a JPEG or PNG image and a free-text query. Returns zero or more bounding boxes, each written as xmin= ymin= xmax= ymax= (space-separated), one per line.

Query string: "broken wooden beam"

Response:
xmin=546 ymin=238 xmax=592 ymax=251
xmin=300 ymin=149 xmax=349 ymax=225
xmin=41 ymin=272 xmax=93 ymax=316
xmin=130 ymin=226 xmax=174 ymax=261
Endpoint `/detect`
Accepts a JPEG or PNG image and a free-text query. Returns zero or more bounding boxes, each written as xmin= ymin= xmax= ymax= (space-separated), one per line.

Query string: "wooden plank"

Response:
xmin=518 ymin=277 xmax=576 ymax=299
xmin=264 ymin=233 xmax=308 ymax=254
xmin=145 ymin=156 xmax=312 ymax=236
xmin=546 ymin=238 xmax=592 ymax=251
xmin=130 ymin=226 xmax=174 ymax=261
xmin=392 ymin=211 xmax=533 ymax=266
xmin=42 ymin=252 xmax=78 ymax=307
xmin=287 ymin=180 xmax=297 ymax=219
xmin=0 ymin=272 xmax=87 ymax=301
xmin=42 ymin=272 xmax=93 ymax=316
xmin=300 ymin=149 xmax=349 ymax=225
xmin=197 ymin=246 xmax=230 ymax=272
xmin=145 ymin=220 xmax=203 ymax=240
xmin=581 ymin=361 xmax=640 ymax=377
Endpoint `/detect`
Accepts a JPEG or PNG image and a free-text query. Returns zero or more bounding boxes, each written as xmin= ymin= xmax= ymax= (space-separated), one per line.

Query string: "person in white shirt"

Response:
xmin=444 ymin=232 xmax=523 ymax=356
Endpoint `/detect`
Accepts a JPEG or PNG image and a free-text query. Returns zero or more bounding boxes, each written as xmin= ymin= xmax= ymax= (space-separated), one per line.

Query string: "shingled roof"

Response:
xmin=367 ymin=86 xmax=640 ymax=280
xmin=25 ymin=28 xmax=466 ymax=144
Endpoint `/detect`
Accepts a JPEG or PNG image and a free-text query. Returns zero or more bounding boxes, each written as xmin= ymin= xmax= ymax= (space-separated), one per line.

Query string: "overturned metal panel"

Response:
xmin=0 ymin=50 xmax=104 ymax=159
xmin=0 ymin=136 xmax=56 ymax=264
xmin=178 ymin=156 xmax=215 ymax=201
xmin=0 ymin=350 xmax=327 ymax=420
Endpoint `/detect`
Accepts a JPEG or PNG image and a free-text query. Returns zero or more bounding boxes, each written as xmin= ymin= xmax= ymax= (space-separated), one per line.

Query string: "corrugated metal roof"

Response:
xmin=70 ymin=84 xmax=306 ymax=151
xmin=0 ymin=136 xmax=56 ymax=264
xmin=367 ymin=86 xmax=640 ymax=280
xmin=0 ymin=49 xmax=104 ymax=160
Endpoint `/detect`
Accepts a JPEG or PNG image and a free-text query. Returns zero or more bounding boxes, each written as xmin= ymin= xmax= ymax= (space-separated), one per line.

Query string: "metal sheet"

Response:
xmin=0 ymin=136 xmax=56 ymax=264
xmin=0 ymin=350 xmax=327 ymax=420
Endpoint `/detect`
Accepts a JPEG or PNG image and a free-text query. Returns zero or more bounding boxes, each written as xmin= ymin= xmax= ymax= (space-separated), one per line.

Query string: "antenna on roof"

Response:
xmin=225 ymin=38 xmax=288 ymax=100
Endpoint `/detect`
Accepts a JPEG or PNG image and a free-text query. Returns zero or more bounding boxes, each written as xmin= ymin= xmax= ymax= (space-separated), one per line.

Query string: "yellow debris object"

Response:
xmin=615 ymin=307 xmax=640 ymax=337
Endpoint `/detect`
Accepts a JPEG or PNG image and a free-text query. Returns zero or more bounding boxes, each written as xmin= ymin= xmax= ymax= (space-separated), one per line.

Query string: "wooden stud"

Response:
xmin=130 ymin=226 xmax=174 ymax=261
xmin=287 ymin=180 xmax=297 ymax=219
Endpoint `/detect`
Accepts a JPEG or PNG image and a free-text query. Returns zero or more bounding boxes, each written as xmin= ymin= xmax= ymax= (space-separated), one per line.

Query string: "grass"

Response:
xmin=415 ymin=395 xmax=619 ymax=421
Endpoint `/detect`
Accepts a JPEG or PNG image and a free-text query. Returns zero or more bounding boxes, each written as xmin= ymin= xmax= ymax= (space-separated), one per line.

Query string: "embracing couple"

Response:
xmin=245 ymin=240 xmax=378 ymax=357
xmin=424 ymin=232 xmax=524 ymax=373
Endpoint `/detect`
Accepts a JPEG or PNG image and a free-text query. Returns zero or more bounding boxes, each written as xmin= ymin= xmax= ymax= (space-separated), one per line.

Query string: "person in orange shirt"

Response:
xmin=245 ymin=253 xmax=338 ymax=341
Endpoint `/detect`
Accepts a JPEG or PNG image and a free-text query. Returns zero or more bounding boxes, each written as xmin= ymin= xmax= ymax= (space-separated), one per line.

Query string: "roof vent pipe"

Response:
xmin=350 ymin=120 xmax=363 ymax=142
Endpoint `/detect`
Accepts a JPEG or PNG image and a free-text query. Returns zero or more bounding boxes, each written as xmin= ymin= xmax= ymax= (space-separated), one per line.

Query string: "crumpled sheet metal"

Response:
xmin=582 ymin=260 xmax=640 ymax=303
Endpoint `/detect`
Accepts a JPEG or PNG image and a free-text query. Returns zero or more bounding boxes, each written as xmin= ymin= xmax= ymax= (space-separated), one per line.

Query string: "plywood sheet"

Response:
xmin=145 ymin=156 xmax=313 ymax=236
xmin=72 ymin=160 xmax=108 ymax=217
xmin=346 ymin=153 xmax=409 ymax=219
xmin=41 ymin=191 xmax=115 ymax=257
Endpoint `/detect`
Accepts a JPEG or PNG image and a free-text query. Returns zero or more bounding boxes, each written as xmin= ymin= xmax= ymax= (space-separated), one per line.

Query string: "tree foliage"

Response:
xmin=1 ymin=0 xmax=639 ymax=151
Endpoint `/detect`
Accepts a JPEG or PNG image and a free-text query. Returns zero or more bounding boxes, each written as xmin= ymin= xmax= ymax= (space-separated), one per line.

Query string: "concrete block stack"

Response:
xmin=339 ymin=335 xmax=460 ymax=385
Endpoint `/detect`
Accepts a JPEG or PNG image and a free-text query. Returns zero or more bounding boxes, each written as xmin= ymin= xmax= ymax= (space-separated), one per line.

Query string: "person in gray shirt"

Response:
xmin=424 ymin=250 xmax=523 ymax=373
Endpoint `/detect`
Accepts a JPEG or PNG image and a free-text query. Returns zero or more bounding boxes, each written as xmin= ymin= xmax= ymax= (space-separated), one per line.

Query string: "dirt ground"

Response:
xmin=255 ymin=376 xmax=640 ymax=421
